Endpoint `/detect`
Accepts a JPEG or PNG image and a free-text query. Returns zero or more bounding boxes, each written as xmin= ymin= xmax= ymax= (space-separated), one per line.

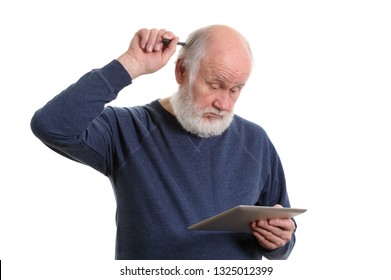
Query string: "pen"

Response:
xmin=162 ymin=38 xmax=186 ymax=46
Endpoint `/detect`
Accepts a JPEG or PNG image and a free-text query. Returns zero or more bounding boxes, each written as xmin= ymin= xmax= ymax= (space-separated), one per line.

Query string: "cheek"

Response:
xmin=191 ymin=84 xmax=214 ymax=106
xmin=224 ymin=93 xmax=239 ymax=110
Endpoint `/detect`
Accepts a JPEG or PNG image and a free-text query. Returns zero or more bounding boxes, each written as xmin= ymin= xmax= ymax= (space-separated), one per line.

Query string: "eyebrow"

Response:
xmin=208 ymin=75 xmax=246 ymax=88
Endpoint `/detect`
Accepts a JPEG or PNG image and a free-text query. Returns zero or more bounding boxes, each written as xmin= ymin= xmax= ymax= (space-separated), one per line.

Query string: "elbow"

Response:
xmin=30 ymin=109 xmax=84 ymax=149
xmin=30 ymin=109 xmax=65 ymax=146
xmin=30 ymin=110 xmax=48 ymax=142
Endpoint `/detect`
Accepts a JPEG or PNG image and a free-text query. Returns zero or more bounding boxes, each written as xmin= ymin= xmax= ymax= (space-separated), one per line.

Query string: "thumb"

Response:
xmin=161 ymin=37 xmax=179 ymax=59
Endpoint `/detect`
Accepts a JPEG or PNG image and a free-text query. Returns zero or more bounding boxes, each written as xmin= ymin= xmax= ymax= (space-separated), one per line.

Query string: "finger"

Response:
xmin=253 ymin=231 xmax=285 ymax=250
xmin=251 ymin=223 xmax=280 ymax=249
xmin=253 ymin=221 xmax=276 ymax=237
xmin=268 ymin=218 xmax=295 ymax=231
xmin=252 ymin=230 xmax=265 ymax=243
xmin=251 ymin=221 xmax=269 ymax=239
xmin=136 ymin=28 xmax=151 ymax=50
xmin=250 ymin=222 xmax=266 ymax=242
xmin=254 ymin=219 xmax=269 ymax=228
xmin=137 ymin=28 xmax=160 ymax=52
xmin=263 ymin=218 xmax=295 ymax=244
xmin=144 ymin=28 xmax=160 ymax=52
xmin=161 ymin=31 xmax=177 ymax=44
xmin=251 ymin=223 xmax=287 ymax=249
xmin=256 ymin=220 xmax=286 ymax=238
xmin=161 ymin=37 xmax=179 ymax=57
xmin=160 ymin=36 xmax=179 ymax=61
xmin=253 ymin=221 xmax=290 ymax=245
xmin=153 ymin=29 xmax=168 ymax=51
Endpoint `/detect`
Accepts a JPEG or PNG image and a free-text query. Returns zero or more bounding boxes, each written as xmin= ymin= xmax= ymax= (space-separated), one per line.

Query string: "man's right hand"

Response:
xmin=117 ymin=28 xmax=179 ymax=79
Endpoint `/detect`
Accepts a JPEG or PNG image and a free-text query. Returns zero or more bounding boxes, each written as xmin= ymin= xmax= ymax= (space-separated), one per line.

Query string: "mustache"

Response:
xmin=200 ymin=107 xmax=227 ymax=116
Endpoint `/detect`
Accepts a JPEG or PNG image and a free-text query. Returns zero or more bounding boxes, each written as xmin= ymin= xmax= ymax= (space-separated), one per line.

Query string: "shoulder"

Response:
xmin=101 ymin=101 xmax=159 ymax=121
xmin=231 ymin=115 xmax=269 ymax=141
xmin=98 ymin=100 xmax=166 ymax=134
xmin=229 ymin=115 xmax=279 ymax=159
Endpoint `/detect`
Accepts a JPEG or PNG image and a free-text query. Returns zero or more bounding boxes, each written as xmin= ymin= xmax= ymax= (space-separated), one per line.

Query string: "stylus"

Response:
xmin=162 ymin=38 xmax=186 ymax=46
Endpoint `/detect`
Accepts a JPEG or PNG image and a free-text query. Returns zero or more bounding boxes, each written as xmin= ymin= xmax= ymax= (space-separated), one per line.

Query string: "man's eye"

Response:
xmin=210 ymin=84 xmax=219 ymax=90
xmin=229 ymin=87 xmax=241 ymax=94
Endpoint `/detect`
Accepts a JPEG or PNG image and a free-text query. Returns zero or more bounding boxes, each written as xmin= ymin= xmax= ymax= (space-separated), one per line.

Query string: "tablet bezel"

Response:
xmin=188 ymin=205 xmax=307 ymax=232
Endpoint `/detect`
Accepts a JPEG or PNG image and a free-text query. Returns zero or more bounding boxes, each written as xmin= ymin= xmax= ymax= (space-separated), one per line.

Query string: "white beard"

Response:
xmin=170 ymin=84 xmax=234 ymax=138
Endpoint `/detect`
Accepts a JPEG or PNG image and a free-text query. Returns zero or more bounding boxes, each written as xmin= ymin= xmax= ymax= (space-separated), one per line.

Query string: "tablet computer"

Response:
xmin=188 ymin=205 xmax=307 ymax=232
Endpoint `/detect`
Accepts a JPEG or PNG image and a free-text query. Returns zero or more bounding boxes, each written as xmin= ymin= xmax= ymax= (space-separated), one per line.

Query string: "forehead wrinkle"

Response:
xmin=203 ymin=65 xmax=249 ymax=86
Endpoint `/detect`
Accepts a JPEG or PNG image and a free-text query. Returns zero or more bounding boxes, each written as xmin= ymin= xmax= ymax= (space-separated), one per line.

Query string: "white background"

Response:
xmin=1 ymin=0 xmax=390 ymax=279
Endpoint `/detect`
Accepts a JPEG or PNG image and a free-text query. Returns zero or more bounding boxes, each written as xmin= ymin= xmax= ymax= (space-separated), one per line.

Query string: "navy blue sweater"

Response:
xmin=31 ymin=60 xmax=295 ymax=259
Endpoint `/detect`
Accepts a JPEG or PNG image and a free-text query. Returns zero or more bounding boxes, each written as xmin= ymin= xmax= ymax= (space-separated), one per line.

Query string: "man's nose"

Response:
xmin=212 ymin=91 xmax=231 ymax=112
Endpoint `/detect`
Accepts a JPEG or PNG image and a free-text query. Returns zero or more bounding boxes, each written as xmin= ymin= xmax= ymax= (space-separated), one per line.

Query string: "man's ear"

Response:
xmin=175 ymin=58 xmax=186 ymax=84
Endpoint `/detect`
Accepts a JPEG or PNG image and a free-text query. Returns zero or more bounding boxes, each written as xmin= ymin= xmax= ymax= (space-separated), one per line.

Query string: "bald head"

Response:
xmin=177 ymin=25 xmax=253 ymax=84
xmin=203 ymin=25 xmax=252 ymax=59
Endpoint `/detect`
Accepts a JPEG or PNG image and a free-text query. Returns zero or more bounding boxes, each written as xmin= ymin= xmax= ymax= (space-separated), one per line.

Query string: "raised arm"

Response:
xmin=31 ymin=28 xmax=179 ymax=174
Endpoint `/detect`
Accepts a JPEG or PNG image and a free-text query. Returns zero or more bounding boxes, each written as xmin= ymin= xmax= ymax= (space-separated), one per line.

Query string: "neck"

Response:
xmin=159 ymin=97 xmax=175 ymax=115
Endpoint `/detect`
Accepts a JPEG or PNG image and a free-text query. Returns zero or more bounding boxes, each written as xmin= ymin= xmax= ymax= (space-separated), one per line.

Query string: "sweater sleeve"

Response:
xmin=257 ymin=139 xmax=297 ymax=260
xmin=30 ymin=60 xmax=132 ymax=175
